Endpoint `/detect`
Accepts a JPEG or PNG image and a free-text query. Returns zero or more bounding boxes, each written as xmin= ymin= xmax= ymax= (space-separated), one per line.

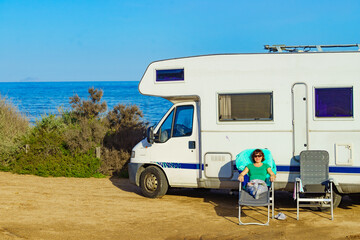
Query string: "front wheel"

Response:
xmin=319 ymin=189 xmax=342 ymax=212
xmin=309 ymin=189 xmax=342 ymax=211
xmin=140 ymin=166 xmax=168 ymax=198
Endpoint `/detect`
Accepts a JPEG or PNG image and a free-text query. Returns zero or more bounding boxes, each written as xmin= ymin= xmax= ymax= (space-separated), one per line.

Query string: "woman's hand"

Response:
xmin=270 ymin=174 xmax=276 ymax=182
xmin=238 ymin=174 xmax=244 ymax=182
xmin=267 ymin=168 xmax=276 ymax=182
xmin=238 ymin=168 xmax=248 ymax=182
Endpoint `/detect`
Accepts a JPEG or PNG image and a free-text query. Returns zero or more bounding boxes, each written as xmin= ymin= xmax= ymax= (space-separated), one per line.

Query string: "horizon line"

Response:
xmin=0 ymin=80 xmax=140 ymax=83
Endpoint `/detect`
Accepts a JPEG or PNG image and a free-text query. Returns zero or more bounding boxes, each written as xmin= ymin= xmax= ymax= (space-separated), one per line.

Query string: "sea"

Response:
xmin=0 ymin=81 xmax=173 ymax=125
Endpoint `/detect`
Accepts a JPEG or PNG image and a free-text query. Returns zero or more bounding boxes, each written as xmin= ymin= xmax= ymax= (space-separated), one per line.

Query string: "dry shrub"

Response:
xmin=107 ymin=104 xmax=145 ymax=130
xmin=104 ymin=128 xmax=145 ymax=152
xmin=69 ymin=87 xmax=107 ymax=119
xmin=66 ymin=89 xmax=146 ymax=176
xmin=63 ymin=117 xmax=107 ymax=153
xmin=99 ymin=148 xmax=130 ymax=176
xmin=105 ymin=104 xmax=146 ymax=150
xmin=63 ymin=87 xmax=108 ymax=153
xmin=0 ymin=95 xmax=29 ymax=166
xmin=101 ymin=104 xmax=146 ymax=176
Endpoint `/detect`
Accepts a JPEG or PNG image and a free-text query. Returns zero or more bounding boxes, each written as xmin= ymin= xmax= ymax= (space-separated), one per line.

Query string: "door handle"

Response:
xmin=188 ymin=141 xmax=196 ymax=149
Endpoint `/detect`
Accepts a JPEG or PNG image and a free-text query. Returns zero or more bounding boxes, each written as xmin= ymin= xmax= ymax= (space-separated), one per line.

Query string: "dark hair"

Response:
xmin=251 ymin=149 xmax=265 ymax=162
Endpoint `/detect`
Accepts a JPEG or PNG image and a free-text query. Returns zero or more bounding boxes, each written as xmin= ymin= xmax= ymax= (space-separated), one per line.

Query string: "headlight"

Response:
xmin=131 ymin=151 xmax=135 ymax=158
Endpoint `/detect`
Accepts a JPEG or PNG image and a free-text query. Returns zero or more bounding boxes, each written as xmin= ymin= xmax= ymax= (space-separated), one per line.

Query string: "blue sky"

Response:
xmin=0 ymin=0 xmax=359 ymax=82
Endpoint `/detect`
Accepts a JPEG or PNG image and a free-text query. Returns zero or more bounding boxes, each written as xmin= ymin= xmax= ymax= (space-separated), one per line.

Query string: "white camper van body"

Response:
xmin=129 ymin=51 xmax=360 ymax=197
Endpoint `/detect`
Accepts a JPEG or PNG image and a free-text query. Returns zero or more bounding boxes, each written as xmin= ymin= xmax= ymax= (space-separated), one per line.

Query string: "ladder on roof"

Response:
xmin=264 ymin=44 xmax=360 ymax=52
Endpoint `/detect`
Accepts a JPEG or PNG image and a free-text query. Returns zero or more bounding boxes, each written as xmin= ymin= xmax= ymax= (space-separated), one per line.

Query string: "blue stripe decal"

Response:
xmin=155 ymin=162 xmax=360 ymax=174
xmin=329 ymin=166 xmax=360 ymax=173
xmin=156 ymin=162 xmax=203 ymax=170
xmin=276 ymin=165 xmax=360 ymax=173
xmin=276 ymin=165 xmax=300 ymax=172
xmin=232 ymin=165 xmax=300 ymax=172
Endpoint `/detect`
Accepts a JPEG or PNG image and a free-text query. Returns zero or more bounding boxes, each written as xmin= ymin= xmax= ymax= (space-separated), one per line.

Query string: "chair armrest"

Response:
xmin=295 ymin=178 xmax=304 ymax=193
xmin=326 ymin=178 xmax=334 ymax=189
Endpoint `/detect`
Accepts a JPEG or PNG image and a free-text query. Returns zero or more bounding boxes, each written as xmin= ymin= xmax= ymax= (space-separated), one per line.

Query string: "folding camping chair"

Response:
xmin=295 ymin=150 xmax=334 ymax=220
xmin=238 ymin=181 xmax=274 ymax=225
xmin=236 ymin=149 xmax=276 ymax=225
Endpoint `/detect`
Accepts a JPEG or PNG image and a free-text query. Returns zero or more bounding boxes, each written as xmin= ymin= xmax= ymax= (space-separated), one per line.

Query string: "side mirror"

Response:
xmin=146 ymin=126 xmax=154 ymax=144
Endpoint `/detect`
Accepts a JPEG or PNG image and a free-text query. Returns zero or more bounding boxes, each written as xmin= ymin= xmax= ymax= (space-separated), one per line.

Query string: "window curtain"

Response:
xmin=220 ymin=95 xmax=232 ymax=120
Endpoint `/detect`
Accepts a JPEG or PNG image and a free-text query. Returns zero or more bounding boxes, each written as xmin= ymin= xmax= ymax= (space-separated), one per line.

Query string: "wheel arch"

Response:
xmin=136 ymin=163 xmax=169 ymax=187
xmin=330 ymin=177 xmax=344 ymax=194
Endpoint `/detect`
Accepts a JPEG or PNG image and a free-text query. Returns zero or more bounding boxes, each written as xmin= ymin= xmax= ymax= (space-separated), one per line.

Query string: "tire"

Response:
xmin=309 ymin=189 xmax=342 ymax=211
xmin=140 ymin=166 xmax=168 ymax=198
xmin=319 ymin=189 xmax=342 ymax=212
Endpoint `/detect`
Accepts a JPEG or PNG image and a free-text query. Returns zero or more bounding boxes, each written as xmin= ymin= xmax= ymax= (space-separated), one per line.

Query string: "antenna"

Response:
xmin=264 ymin=44 xmax=360 ymax=53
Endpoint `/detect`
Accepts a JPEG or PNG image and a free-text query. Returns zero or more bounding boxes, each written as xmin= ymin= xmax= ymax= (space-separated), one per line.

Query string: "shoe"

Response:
xmin=274 ymin=212 xmax=286 ymax=220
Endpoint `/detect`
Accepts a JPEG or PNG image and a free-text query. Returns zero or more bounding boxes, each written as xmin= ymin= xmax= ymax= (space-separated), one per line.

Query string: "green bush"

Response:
xmin=63 ymin=116 xmax=107 ymax=153
xmin=0 ymin=87 xmax=147 ymax=178
xmin=14 ymin=149 xmax=101 ymax=178
xmin=0 ymin=94 xmax=29 ymax=170
xmin=12 ymin=114 xmax=102 ymax=177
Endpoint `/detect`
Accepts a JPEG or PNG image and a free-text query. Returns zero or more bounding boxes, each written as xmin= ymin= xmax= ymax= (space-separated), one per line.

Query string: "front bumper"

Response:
xmin=128 ymin=162 xmax=143 ymax=186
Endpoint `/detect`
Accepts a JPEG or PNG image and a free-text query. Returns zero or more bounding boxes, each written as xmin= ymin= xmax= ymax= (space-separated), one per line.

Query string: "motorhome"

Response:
xmin=129 ymin=44 xmax=360 ymax=207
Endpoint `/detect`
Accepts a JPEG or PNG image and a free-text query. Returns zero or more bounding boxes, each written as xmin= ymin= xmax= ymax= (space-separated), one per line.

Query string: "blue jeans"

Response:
xmin=246 ymin=179 xmax=268 ymax=199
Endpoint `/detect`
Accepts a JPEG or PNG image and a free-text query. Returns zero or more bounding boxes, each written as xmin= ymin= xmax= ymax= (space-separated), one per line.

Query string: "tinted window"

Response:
xmin=173 ymin=106 xmax=194 ymax=137
xmin=156 ymin=69 xmax=184 ymax=82
xmin=219 ymin=93 xmax=273 ymax=121
xmin=315 ymin=87 xmax=353 ymax=117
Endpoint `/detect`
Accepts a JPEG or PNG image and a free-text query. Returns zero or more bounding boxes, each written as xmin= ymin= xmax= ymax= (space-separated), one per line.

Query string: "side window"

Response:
xmin=219 ymin=93 xmax=273 ymax=121
xmin=315 ymin=87 xmax=353 ymax=117
xmin=173 ymin=105 xmax=194 ymax=137
xmin=158 ymin=110 xmax=174 ymax=143
xmin=156 ymin=69 xmax=184 ymax=82
xmin=156 ymin=105 xmax=194 ymax=143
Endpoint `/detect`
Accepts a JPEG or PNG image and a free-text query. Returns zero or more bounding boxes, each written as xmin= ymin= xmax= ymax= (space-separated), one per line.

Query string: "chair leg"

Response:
xmin=238 ymin=204 xmax=241 ymax=225
xmin=330 ymin=182 xmax=334 ymax=220
xmin=238 ymin=182 xmax=272 ymax=225
xmin=272 ymin=185 xmax=274 ymax=219
xmin=238 ymin=205 xmax=270 ymax=226
xmin=267 ymin=204 xmax=270 ymax=225
xmin=296 ymin=182 xmax=300 ymax=220
xmin=239 ymin=182 xmax=242 ymax=225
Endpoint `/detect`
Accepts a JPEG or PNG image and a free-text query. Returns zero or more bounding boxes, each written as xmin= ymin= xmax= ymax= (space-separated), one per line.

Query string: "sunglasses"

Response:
xmin=254 ymin=155 xmax=263 ymax=158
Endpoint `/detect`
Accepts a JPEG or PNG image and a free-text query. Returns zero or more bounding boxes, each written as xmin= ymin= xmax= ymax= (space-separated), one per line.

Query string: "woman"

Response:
xmin=238 ymin=149 xmax=276 ymax=199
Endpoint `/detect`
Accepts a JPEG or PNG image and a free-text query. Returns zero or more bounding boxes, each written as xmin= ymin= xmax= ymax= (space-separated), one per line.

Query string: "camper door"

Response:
xmin=151 ymin=102 xmax=199 ymax=186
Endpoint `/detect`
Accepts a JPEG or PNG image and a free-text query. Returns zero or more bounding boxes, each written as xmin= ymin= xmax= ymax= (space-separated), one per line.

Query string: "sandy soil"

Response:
xmin=1 ymin=172 xmax=360 ymax=240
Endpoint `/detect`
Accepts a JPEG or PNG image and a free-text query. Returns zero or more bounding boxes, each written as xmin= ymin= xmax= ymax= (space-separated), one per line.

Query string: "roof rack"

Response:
xmin=264 ymin=44 xmax=360 ymax=52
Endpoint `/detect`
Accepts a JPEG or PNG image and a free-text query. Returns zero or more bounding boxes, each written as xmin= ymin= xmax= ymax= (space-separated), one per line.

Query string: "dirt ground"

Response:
xmin=1 ymin=172 xmax=360 ymax=240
